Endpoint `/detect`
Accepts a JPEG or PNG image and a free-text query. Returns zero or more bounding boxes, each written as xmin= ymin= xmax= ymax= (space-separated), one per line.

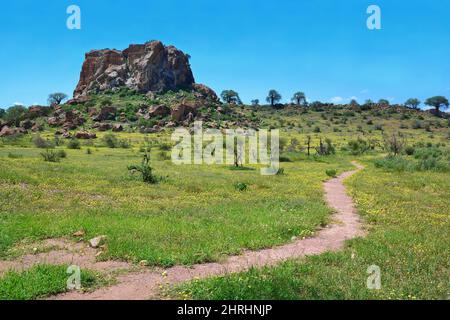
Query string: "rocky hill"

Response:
xmin=74 ymin=40 xmax=196 ymax=99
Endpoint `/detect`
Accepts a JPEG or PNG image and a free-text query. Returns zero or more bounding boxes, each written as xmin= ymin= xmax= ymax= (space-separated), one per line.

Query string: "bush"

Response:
xmin=316 ymin=138 xmax=335 ymax=156
xmin=159 ymin=142 xmax=172 ymax=151
xmin=57 ymin=150 xmax=67 ymax=158
xmin=86 ymin=148 xmax=92 ymax=155
xmin=102 ymin=134 xmax=118 ymax=148
xmin=234 ymin=182 xmax=248 ymax=191
xmin=33 ymin=135 xmax=54 ymax=149
xmin=128 ymin=152 xmax=162 ymax=184
xmin=67 ymin=139 xmax=81 ymax=149
xmin=347 ymin=138 xmax=370 ymax=155
xmin=157 ymin=151 xmax=171 ymax=161
xmin=404 ymin=146 xmax=415 ymax=156
xmin=325 ymin=169 xmax=337 ymax=177
xmin=40 ymin=149 xmax=61 ymax=162
xmin=313 ymin=126 xmax=321 ymax=133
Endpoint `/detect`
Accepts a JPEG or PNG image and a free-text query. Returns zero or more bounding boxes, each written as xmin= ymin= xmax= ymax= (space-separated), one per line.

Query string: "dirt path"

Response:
xmin=0 ymin=162 xmax=364 ymax=299
xmin=46 ymin=161 xmax=365 ymax=300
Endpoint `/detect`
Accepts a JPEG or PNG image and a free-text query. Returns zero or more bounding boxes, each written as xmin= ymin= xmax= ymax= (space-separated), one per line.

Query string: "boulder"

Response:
xmin=19 ymin=119 xmax=33 ymax=130
xmin=75 ymin=131 xmax=97 ymax=139
xmin=192 ymin=83 xmax=218 ymax=101
xmin=47 ymin=117 xmax=60 ymax=126
xmin=0 ymin=126 xmax=14 ymax=137
xmin=73 ymin=41 xmax=195 ymax=98
xmin=31 ymin=123 xmax=43 ymax=132
xmin=92 ymin=106 xmax=117 ymax=122
xmin=171 ymin=104 xmax=196 ymax=122
xmin=98 ymin=123 xmax=112 ymax=131
xmin=148 ymin=104 xmax=171 ymax=117
xmin=112 ymin=124 xmax=123 ymax=132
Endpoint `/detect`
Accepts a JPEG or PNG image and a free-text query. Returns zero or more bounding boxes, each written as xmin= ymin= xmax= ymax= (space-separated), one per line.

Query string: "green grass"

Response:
xmin=0 ymin=142 xmax=353 ymax=267
xmin=172 ymin=159 xmax=450 ymax=300
xmin=0 ymin=265 xmax=106 ymax=300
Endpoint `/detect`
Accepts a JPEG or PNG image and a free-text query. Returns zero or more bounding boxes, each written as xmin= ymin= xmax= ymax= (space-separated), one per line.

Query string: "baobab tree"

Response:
xmin=48 ymin=92 xmax=68 ymax=106
xmin=404 ymin=98 xmax=421 ymax=110
xmin=425 ymin=96 xmax=449 ymax=114
xmin=291 ymin=92 xmax=306 ymax=106
xmin=266 ymin=90 xmax=282 ymax=106
xmin=220 ymin=90 xmax=242 ymax=104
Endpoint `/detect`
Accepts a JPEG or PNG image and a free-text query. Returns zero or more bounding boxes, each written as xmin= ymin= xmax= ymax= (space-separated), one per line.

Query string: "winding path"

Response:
xmin=0 ymin=162 xmax=365 ymax=300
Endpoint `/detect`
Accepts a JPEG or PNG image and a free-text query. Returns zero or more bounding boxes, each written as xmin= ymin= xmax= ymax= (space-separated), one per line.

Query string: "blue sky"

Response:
xmin=1 ymin=0 xmax=449 ymax=108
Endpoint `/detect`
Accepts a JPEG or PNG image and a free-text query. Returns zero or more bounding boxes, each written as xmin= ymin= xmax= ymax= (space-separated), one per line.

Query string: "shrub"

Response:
xmin=128 ymin=152 xmax=162 ymax=184
xmin=102 ymin=134 xmax=118 ymax=148
xmin=33 ymin=135 xmax=54 ymax=149
xmin=374 ymin=124 xmax=383 ymax=131
xmin=383 ymin=133 xmax=406 ymax=156
xmin=86 ymin=148 xmax=92 ymax=155
xmin=412 ymin=120 xmax=422 ymax=129
xmin=276 ymin=168 xmax=285 ymax=175
xmin=325 ymin=169 xmax=337 ymax=177
xmin=404 ymin=146 xmax=415 ymax=156
xmin=347 ymin=138 xmax=370 ymax=155
xmin=316 ymin=138 xmax=335 ymax=156
xmin=234 ymin=182 xmax=248 ymax=191
xmin=313 ymin=126 xmax=321 ymax=133
xmin=157 ymin=151 xmax=171 ymax=161
xmin=67 ymin=139 xmax=81 ymax=149
xmin=57 ymin=150 xmax=67 ymax=158
xmin=159 ymin=142 xmax=172 ymax=151
xmin=40 ymin=149 xmax=60 ymax=162
xmin=118 ymin=139 xmax=131 ymax=149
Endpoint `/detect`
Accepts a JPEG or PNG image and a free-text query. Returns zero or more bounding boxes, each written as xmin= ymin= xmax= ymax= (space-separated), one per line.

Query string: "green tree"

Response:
xmin=404 ymin=98 xmax=421 ymax=109
xmin=220 ymin=90 xmax=242 ymax=104
xmin=5 ymin=105 xmax=27 ymax=126
xmin=48 ymin=92 xmax=68 ymax=106
xmin=266 ymin=90 xmax=282 ymax=106
xmin=425 ymin=96 xmax=449 ymax=113
xmin=0 ymin=108 xmax=5 ymax=118
xmin=251 ymin=99 xmax=260 ymax=106
xmin=291 ymin=92 xmax=306 ymax=106
xmin=378 ymin=99 xmax=390 ymax=106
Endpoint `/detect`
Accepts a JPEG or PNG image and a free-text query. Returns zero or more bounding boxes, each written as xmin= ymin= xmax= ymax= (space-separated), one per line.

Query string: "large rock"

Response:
xmin=192 ymin=83 xmax=218 ymax=101
xmin=0 ymin=126 xmax=26 ymax=137
xmin=92 ymin=106 xmax=117 ymax=122
xmin=171 ymin=104 xmax=196 ymax=122
xmin=74 ymin=41 xmax=195 ymax=98
xmin=75 ymin=131 xmax=97 ymax=139
xmin=148 ymin=104 xmax=171 ymax=117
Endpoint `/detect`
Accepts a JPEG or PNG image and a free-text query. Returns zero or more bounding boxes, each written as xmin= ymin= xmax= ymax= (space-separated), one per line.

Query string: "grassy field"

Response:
xmin=172 ymin=158 xmax=450 ymax=300
xmin=0 ymin=135 xmax=353 ymax=267
xmin=1 ymin=102 xmax=449 ymax=299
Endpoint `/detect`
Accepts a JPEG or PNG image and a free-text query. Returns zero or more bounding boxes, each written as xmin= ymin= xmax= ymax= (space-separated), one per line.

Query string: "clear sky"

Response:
xmin=1 ymin=0 xmax=449 ymax=108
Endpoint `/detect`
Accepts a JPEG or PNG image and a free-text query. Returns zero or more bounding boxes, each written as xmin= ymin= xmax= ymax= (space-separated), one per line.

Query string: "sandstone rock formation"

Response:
xmin=74 ymin=41 xmax=195 ymax=98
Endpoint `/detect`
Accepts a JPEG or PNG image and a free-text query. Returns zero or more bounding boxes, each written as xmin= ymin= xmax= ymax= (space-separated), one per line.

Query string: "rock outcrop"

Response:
xmin=74 ymin=41 xmax=195 ymax=98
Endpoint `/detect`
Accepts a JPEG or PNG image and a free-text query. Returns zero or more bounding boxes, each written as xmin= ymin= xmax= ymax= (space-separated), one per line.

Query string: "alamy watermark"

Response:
xmin=366 ymin=265 xmax=381 ymax=290
xmin=67 ymin=5 xmax=81 ymax=30
xmin=67 ymin=265 xmax=81 ymax=290
xmin=171 ymin=122 xmax=280 ymax=176
xmin=367 ymin=5 xmax=381 ymax=30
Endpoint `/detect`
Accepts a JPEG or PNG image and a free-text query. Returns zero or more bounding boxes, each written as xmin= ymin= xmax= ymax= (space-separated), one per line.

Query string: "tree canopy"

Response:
xmin=220 ymin=90 xmax=242 ymax=104
xmin=291 ymin=92 xmax=306 ymax=106
xmin=266 ymin=90 xmax=282 ymax=106
xmin=5 ymin=105 xmax=27 ymax=126
xmin=425 ymin=96 xmax=449 ymax=113
xmin=404 ymin=98 xmax=421 ymax=109
xmin=48 ymin=92 xmax=68 ymax=106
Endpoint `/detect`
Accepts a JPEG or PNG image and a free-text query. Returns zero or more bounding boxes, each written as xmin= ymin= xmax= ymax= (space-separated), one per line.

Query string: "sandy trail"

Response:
xmin=0 ymin=162 xmax=365 ymax=300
